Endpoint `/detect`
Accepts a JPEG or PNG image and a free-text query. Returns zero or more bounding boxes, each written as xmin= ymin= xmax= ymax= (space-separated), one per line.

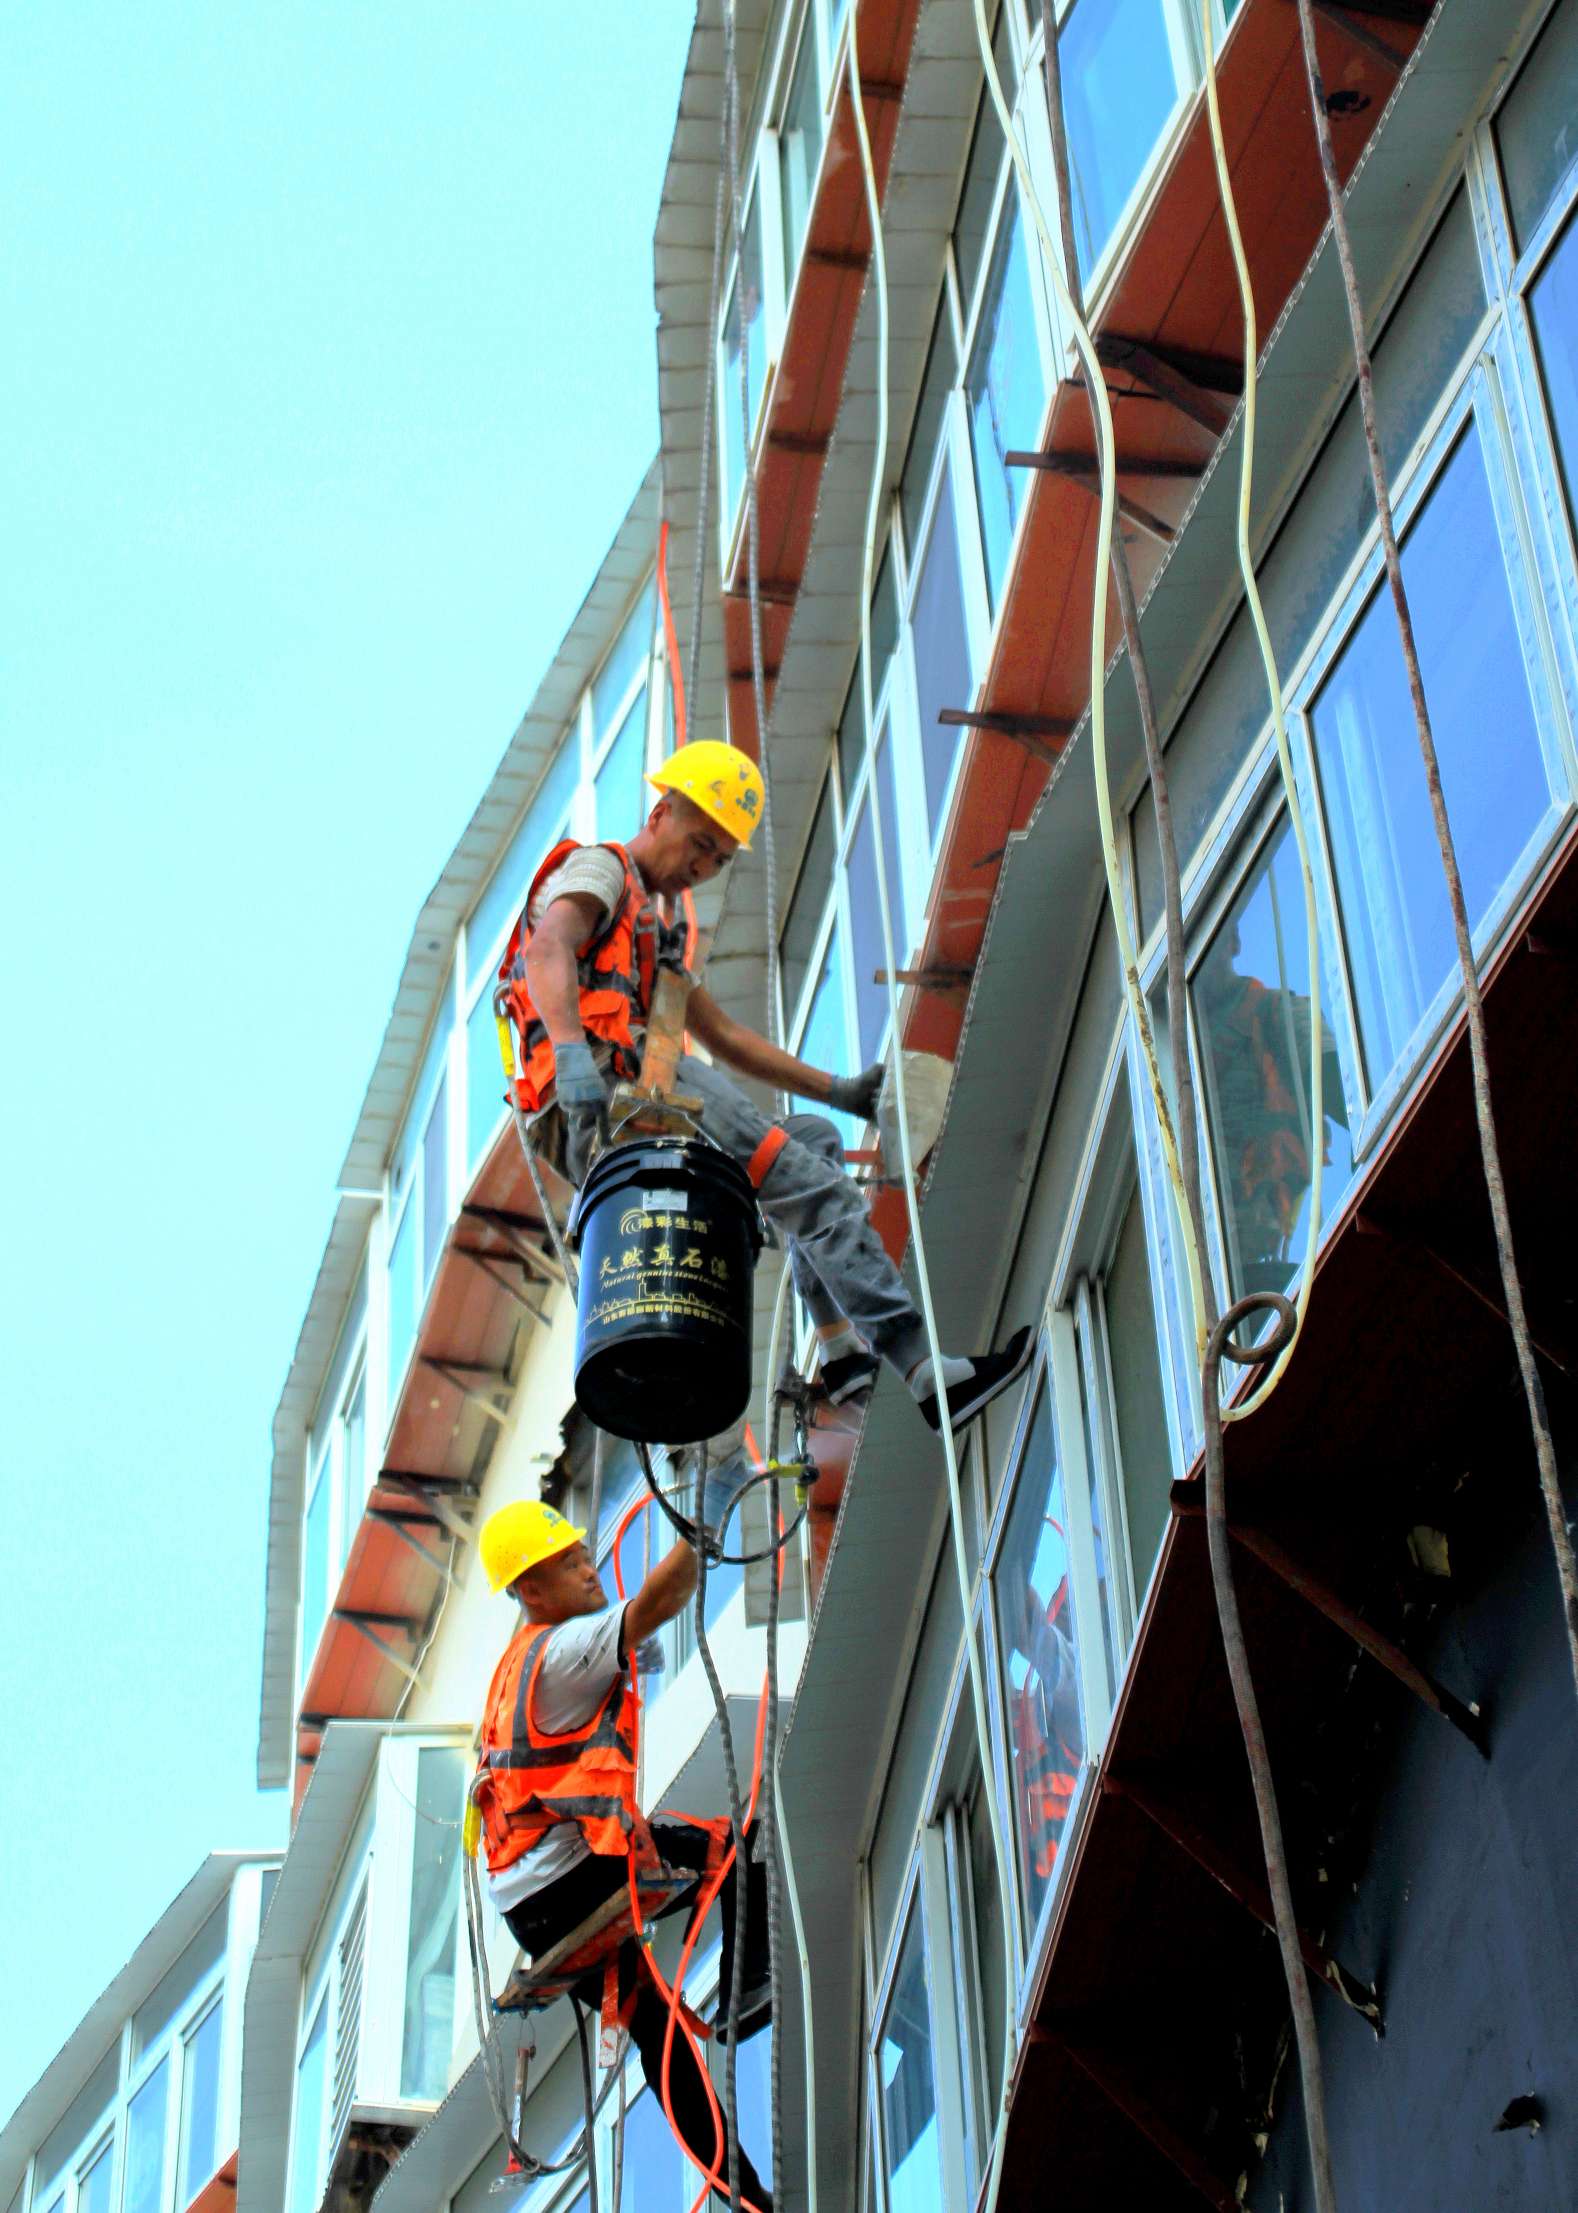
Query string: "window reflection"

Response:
xmin=401 ymin=1749 xmax=463 ymax=2098
xmin=1060 ymin=0 xmax=1179 ymax=279
xmin=798 ymin=939 xmax=862 ymax=1151
xmin=910 ymin=469 xmax=974 ymax=835
xmin=179 ymin=2001 xmax=222 ymax=2198
xmin=966 ymin=197 xmax=1048 ymax=608
xmin=1530 ymin=208 xmax=1578 ymax=535
xmin=76 ymin=2144 xmax=113 ymax=2213
xmin=994 ymin=1379 xmax=1086 ymax=1929
xmin=1193 ymin=818 xmax=1353 ymax=1303
xmin=1310 ymin=422 xmax=1550 ymax=1088
xmin=878 ymin=1903 xmax=945 ymax=2212
xmin=123 ymin=2062 xmax=167 ymax=2213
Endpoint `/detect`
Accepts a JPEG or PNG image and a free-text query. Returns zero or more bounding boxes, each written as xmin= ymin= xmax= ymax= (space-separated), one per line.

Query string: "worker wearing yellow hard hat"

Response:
xmin=472 ymin=1488 xmax=774 ymax=2204
xmin=495 ymin=731 xmax=1032 ymax=1437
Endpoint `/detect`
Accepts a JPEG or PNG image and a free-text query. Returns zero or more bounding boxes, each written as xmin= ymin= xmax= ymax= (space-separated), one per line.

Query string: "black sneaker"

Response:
xmin=819 ymin=1348 xmax=880 ymax=1406
xmin=917 ymin=1327 xmax=1034 ymax=1434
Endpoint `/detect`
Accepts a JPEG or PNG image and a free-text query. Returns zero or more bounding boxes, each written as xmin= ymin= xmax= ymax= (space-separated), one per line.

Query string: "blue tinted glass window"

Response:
xmin=300 ymin=1450 xmax=331 ymax=1688
xmin=1193 ymin=817 xmax=1354 ymax=1312
xmin=179 ymin=2001 xmax=223 ymax=2199
xmin=421 ymin=1075 xmax=449 ymax=1288
xmin=910 ymin=467 xmax=974 ymax=834
xmin=466 ymin=738 xmax=581 ymax=990
xmin=1310 ymin=422 xmax=1551 ymax=1088
xmin=1061 ymin=0 xmax=1179 ymax=278
xmin=402 ymin=1748 xmax=464 ymax=2098
xmin=124 ymin=2062 xmax=168 ymax=2213
xmin=594 ymin=687 xmax=650 ymax=844
xmin=624 ymin=2090 xmax=687 ymax=2207
xmin=387 ymin=1201 xmax=419 ymax=1406
xmin=1497 ymin=0 xmax=1578 ymax=249
xmin=76 ymin=2144 xmax=114 ymax=2213
xmin=781 ymin=26 xmax=822 ymax=282
xmin=798 ymin=937 xmax=861 ymax=1152
xmin=592 ymin=581 xmax=655 ymax=742
xmin=966 ymin=198 xmax=1048 ymax=609
xmin=879 ymin=1903 xmax=944 ymax=2211
xmin=992 ymin=1378 xmax=1087 ymax=1929
xmin=780 ymin=777 xmax=836 ymax=1025
xmin=1530 ymin=208 xmax=1578 ymax=533
xmin=466 ymin=988 xmax=507 ymax=1171
xmin=722 ymin=195 xmax=768 ymax=532
xmin=844 ymin=727 xmax=906 ymax=1064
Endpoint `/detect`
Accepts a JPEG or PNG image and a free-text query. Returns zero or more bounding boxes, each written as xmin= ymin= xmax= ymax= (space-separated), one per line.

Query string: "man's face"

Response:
xmin=643 ymin=796 xmax=739 ymax=895
xmin=518 ymin=1540 xmax=606 ymax=1621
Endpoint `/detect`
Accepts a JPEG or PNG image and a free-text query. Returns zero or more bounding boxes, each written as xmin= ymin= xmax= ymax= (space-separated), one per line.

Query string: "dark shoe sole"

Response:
xmin=919 ymin=1325 xmax=1034 ymax=1433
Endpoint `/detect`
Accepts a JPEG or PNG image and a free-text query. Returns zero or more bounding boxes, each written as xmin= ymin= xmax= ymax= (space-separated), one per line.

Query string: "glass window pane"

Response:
xmin=132 ymin=1906 xmax=227 ymax=2066
xmin=797 ymin=936 xmax=862 ymax=1152
xmin=964 ymin=1772 xmax=1006 ymax=2158
xmin=1193 ymin=817 xmax=1355 ymax=1318
xmin=1530 ymin=206 xmax=1578 ymax=533
xmin=593 ymin=685 xmax=650 ymax=845
xmin=421 ymin=1075 xmax=449 ymax=1290
xmin=179 ymin=2001 xmax=223 ymax=2199
xmin=1103 ymin=1183 xmax=1174 ymax=1601
xmin=1310 ymin=422 xmax=1550 ymax=1087
xmin=911 ymin=467 xmax=974 ymax=833
xmin=871 ymin=541 xmax=900 ymax=688
xmin=466 ymin=738 xmax=580 ymax=989
xmin=837 ymin=659 xmax=867 ymax=806
xmin=623 ymin=2089 xmax=688 ymax=2206
xmin=878 ymin=1903 xmax=944 ymax=2211
xmin=953 ymin=10 xmax=1019 ymax=312
xmin=1061 ymin=0 xmax=1179 ymax=279
xmin=844 ymin=726 xmax=906 ymax=1065
xmin=387 ymin=1200 xmax=419 ymax=1404
xmin=34 ymin=2051 xmax=116 ymax=2204
xmin=992 ymin=1379 xmax=1087 ymax=1930
xmin=1071 ymin=1326 xmax=1121 ymax=1697
xmin=338 ymin=1367 xmax=366 ymax=1569
xmin=900 ymin=300 xmax=959 ymax=555
xmin=300 ymin=1448 xmax=331 ymax=1688
xmin=966 ymin=195 xmax=1048 ymax=610
xmin=1497 ymin=0 xmax=1578 ymax=250
xmin=401 ymin=1746 xmax=465 ymax=2099
xmin=76 ymin=2143 xmax=114 ymax=2213
xmin=781 ymin=777 xmax=836 ymax=1023
xmin=288 ymin=1998 xmax=328 ymax=2213
xmin=591 ymin=580 xmax=655 ymax=742
xmin=123 ymin=2062 xmax=168 ymax=2213
xmin=781 ymin=26 xmax=823 ymax=281
xmin=722 ymin=193 xmax=768 ymax=532
xmin=393 ymin=1014 xmax=451 ymax=1214
xmin=466 ymin=988 xmax=507 ymax=1170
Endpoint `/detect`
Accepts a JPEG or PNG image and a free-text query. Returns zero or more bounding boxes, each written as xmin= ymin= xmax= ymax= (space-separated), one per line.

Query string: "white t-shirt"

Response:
xmin=486 ymin=1607 xmax=629 ymax=1913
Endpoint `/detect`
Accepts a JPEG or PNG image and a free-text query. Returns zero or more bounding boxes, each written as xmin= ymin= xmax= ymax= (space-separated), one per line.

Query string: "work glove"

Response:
xmin=554 ymin=1039 xmax=608 ymax=1185
xmin=634 ymin=1635 xmax=666 ymax=1680
xmin=825 ymin=1060 xmax=885 ymax=1122
xmin=698 ymin=1447 xmax=755 ymax=1549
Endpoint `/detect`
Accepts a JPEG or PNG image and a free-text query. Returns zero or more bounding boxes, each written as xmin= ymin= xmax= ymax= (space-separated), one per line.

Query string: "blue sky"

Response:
xmin=0 ymin=1 xmax=693 ymax=2117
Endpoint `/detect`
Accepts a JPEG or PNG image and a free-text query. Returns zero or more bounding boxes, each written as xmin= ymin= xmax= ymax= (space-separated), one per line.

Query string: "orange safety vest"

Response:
xmin=1014 ymin=1583 xmax=1080 ymax=1883
xmin=473 ymin=1618 xmax=658 ymax=1878
xmin=495 ymin=840 xmax=695 ymax=1118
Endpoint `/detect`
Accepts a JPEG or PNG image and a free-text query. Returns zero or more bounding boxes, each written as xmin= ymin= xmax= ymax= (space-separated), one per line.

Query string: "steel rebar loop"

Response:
xmin=1038 ymin=1 xmax=1217 ymax=1343
xmin=1293 ymin=0 xmax=1578 ymax=1705
xmin=1203 ymin=1291 xmax=1337 ymax=2213
xmin=693 ymin=1448 xmax=747 ymax=2212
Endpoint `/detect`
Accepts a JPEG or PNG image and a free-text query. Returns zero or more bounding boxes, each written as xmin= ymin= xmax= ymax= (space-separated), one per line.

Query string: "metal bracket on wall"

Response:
xmin=872 ymin=963 xmax=974 ymax=997
xmin=365 ymin=1506 xmax=457 ymax=1585
xmin=1106 ymin=1771 xmax=1383 ymax=2030
xmin=380 ymin=1470 xmax=478 ymax=1545
xmin=1305 ymin=0 xmax=1410 ymax=68
xmin=1095 ymin=336 xmax=1241 ymax=436
xmin=1171 ymin=1488 xmax=1489 ymax=1754
xmin=938 ymin=707 xmax=1074 ymax=768
xmin=1027 ymin=2023 xmax=1240 ymax=2212
xmin=461 ymin=1205 xmax=567 ymax=1287
xmin=418 ymin=1355 xmax=513 ymax=1425
xmin=333 ymin=1608 xmax=426 ymax=1691
xmin=1004 ymin=449 xmax=1181 ymax=545
xmin=454 ymin=1244 xmax=551 ymax=1326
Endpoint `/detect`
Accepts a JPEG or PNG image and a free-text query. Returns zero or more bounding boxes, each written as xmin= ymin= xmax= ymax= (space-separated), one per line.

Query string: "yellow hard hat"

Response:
xmin=479 ymin=1500 xmax=586 ymax=1594
xmin=648 ymin=740 xmax=765 ymax=848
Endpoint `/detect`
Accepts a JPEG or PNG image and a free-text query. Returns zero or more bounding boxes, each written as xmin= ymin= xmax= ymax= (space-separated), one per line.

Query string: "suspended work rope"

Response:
xmin=1287 ymin=0 xmax=1578 ymax=1705
xmin=845 ymin=21 xmax=1022 ymax=2213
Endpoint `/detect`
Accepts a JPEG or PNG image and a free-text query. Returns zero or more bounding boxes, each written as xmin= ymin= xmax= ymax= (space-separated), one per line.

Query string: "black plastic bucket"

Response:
xmin=570 ymin=1138 xmax=763 ymax=1443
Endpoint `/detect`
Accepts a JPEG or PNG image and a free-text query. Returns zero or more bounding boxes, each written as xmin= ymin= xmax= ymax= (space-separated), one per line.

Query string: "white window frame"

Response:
xmin=866 ymin=1863 xmax=963 ymax=2213
xmin=716 ymin=156 xmax=788 ymax=576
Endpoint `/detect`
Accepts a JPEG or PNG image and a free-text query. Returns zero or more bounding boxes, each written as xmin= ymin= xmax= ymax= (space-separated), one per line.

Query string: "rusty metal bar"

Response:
xmin=454 ymin=1246 xmax=551 ymax=1325
xmin=1096 ymin=336 xmax=1240 ymax=435
xmin=1107 ymin=1773 xmax=1382 ymax=2027
xmin=1308 ymin=0 xmax=1409 ymax=68
xmin=872 ymin=964 xmax=973 ymax=994
xmin=806 ymin=245 xmax=867 ymax=272
xmin=764 ymin=430 xmax=829 ymax=460
xmin=1004 ymin=451 xmax=1178 ymax=544
xmin=1174 ymin=1490 xmax=1488 ymax=1752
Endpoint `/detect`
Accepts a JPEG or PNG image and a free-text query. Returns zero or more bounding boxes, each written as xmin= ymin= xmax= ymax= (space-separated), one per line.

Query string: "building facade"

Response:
xmin=0 ymin=1857 xmax=279 ymax=2213
xmin=249 ymin=0 xmax=1578 ymax=2207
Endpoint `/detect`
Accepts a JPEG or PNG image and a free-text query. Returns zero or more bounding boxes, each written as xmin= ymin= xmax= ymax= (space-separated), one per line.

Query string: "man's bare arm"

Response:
xmin=686 ymin=987 xmax=843 ymax=1104
xmin=622 ymin=1536 xmax=699 ymax=1649
xmin=522 ymin=894 xmax=606 ymax=1049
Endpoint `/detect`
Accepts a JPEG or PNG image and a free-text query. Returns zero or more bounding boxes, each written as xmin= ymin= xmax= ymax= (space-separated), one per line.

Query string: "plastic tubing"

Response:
xmin=844 ymin=19 xmax=1021 ymax=2211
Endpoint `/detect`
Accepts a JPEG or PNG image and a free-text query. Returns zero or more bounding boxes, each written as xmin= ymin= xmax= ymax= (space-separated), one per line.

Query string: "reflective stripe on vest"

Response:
xmin=472 ymin=1619 xmax=655 ymax=1876
xmin=494 ymin=841 xmax=693 ymax=1118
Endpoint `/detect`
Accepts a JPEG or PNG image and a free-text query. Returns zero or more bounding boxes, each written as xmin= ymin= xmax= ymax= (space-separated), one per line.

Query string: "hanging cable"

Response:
xmin=844 ymin=22 xmax=1021 ymax=2213
xmin=1289 ymin=0 xmax=1578 ymax=1696
xmin=692 ymin=1446 xmax=748 ymax=2212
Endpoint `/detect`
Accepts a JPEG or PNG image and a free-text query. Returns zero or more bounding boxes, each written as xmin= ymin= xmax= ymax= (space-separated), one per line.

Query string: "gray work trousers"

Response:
xmin=677 ymin=1055 xmax=929 ymax=1380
